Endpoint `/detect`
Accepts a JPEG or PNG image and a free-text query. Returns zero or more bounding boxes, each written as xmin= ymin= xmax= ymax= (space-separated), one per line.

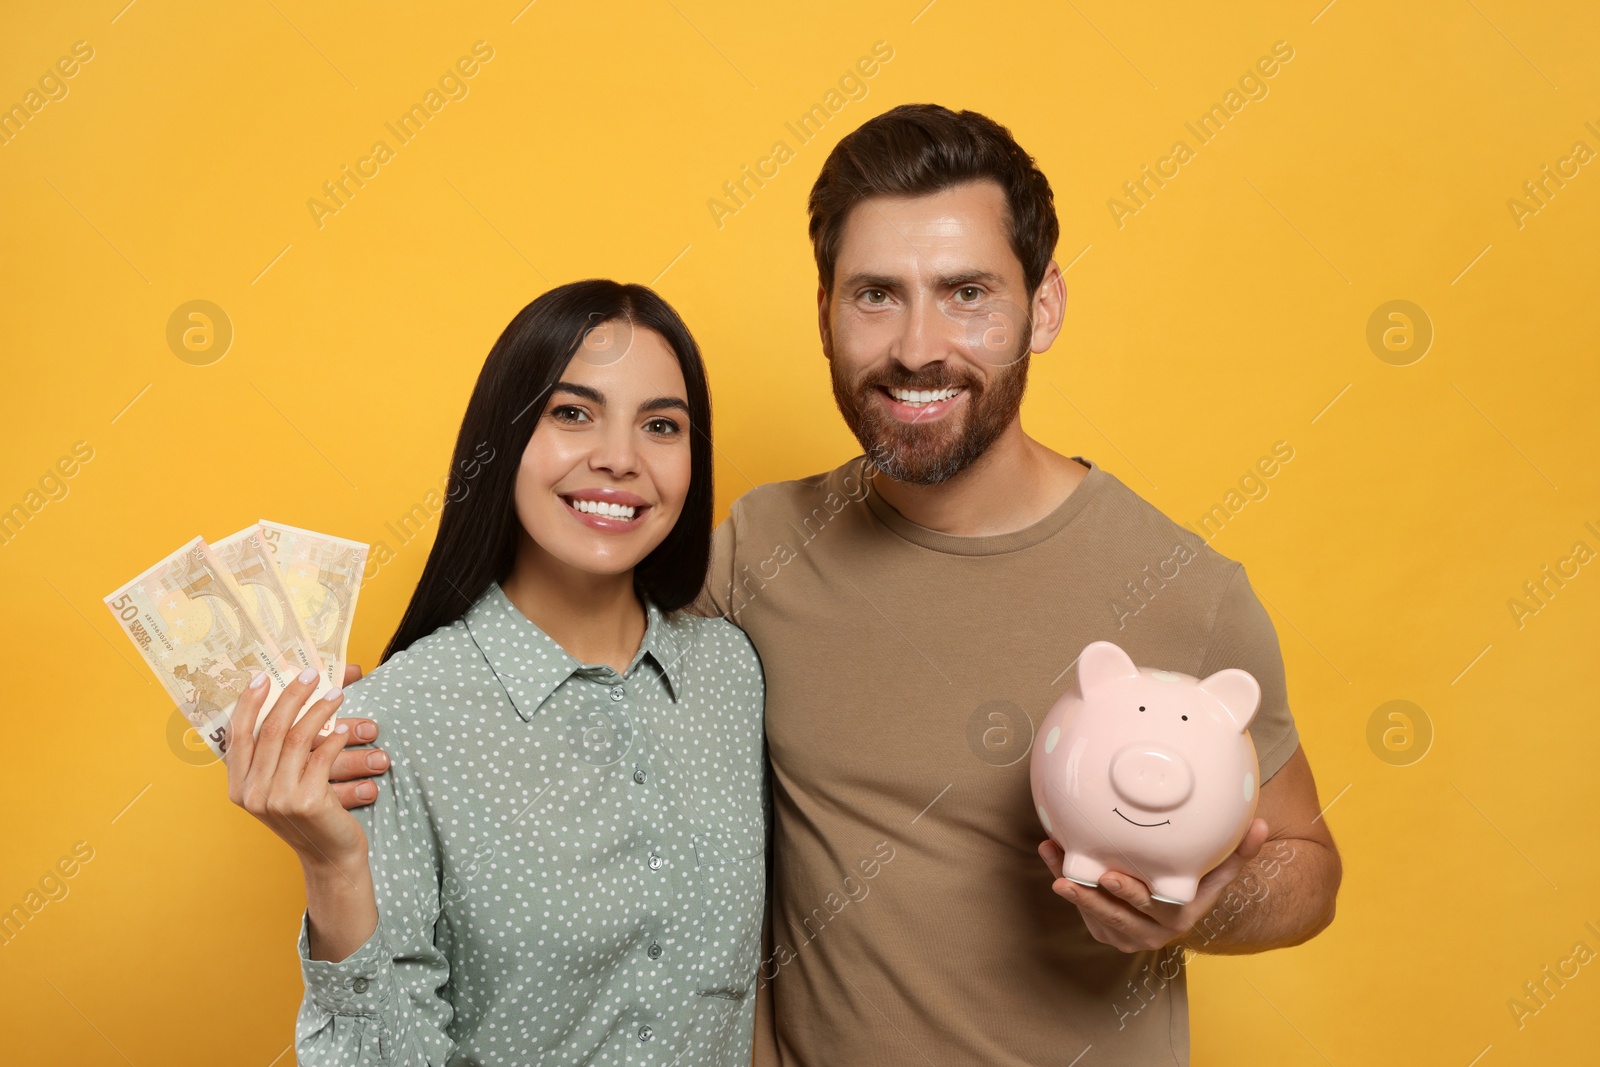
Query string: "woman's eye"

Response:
xmin=549 ymin=405 xmax=590 ymax=423
xmin=644 ymin=417 xmax=681 ymax=436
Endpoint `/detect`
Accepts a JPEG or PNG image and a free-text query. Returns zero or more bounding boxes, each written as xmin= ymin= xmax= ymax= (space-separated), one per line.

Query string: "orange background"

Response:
xmin=2 ymin=1 xmax=1598 ymax=1063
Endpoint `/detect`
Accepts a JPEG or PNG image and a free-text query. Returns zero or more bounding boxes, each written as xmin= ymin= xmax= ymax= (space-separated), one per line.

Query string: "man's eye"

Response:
xmin=550 ymin=405 xmax=589 ymax=423
xmin=863 ymin=289 xmax=888 ymax=304
xmin=644 ymin=417 xmax=681 ymax=436
xmin=956 ymin=286 xmax=982 ymax=302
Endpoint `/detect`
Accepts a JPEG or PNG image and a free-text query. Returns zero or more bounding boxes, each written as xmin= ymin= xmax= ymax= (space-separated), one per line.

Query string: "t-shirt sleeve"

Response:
xmin=687 ymin=510 xmax=738 ymax=619
xmin=1198 ymin=563 xmax=1301 ymax=782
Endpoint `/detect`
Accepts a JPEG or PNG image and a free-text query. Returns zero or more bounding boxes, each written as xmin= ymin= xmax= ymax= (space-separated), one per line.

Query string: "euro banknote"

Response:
xmin=257 ymin=519 xmax=369 ymax=695
xmin=106 ymin=524 xmax=368 ymax=756
xmin=213 ymin=523 xmax=324 ymax=685
xmin=105 ymin=538 xmax=309 ymax=756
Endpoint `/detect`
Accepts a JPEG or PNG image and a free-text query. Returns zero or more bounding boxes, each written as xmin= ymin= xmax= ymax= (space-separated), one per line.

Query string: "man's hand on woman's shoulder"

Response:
xmin=325 ymin=664 xmax=392 ymax=809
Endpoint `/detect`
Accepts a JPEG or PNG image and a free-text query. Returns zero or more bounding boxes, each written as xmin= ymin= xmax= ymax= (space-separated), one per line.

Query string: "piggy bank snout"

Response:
xmin=1109 ymin=744 xmax=1194 ymax=811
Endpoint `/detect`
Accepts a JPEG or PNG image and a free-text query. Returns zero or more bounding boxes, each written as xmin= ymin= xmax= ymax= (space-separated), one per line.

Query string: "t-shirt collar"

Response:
xmin=861 ymin=454 xmax=1105 ymax=556
xmin=463 ymin=580 xmax=686 ymax=722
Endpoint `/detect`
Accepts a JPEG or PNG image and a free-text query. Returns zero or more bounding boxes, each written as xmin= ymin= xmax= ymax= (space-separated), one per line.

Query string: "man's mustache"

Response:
xmin=854 ymin=370 xmax=979 ymax=393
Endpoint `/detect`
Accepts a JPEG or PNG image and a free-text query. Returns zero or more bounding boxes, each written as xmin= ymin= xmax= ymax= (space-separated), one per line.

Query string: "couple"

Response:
xmin=227 ymin=104 xmax=1342 ymax=1065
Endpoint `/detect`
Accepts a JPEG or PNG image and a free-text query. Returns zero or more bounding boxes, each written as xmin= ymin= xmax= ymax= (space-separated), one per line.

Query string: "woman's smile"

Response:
xmin=559 ymin=487 xmax=653 ymax=531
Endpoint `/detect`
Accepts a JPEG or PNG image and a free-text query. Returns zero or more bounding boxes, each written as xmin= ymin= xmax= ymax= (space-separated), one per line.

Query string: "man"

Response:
xmin=331 ymin=104 xmax=1342 ymax=1065
xmin=691 ymin=103 xmax=1341 ymax=1066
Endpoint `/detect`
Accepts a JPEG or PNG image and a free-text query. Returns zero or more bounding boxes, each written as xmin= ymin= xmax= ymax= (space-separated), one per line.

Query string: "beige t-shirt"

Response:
xmin=696 ymin=454 xmax=1301 ymax=1067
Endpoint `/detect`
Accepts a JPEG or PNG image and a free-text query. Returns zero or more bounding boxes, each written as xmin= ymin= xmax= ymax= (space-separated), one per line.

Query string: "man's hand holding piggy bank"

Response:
xmin=1030 ymin=641 xmax=1270 ymax=953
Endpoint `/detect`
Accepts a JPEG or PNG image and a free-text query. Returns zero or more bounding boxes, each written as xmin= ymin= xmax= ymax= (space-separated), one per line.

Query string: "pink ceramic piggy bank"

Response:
xmin=1030 ymin=640 xmax=1261 ymax=905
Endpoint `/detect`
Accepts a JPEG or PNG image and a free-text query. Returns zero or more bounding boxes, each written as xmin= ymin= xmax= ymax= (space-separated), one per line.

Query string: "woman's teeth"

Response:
xmin=888 ymin=386 xmax=962 ymax=406
xmin=569 ymin=498 xmax=638 ymax=520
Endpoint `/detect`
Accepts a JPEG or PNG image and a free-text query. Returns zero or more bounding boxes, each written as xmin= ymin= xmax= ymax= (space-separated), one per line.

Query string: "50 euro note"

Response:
xmin=213 ymin=523 xmax=324 ymax=684
xmin=104 ymin=538 xmax=336 ymax=757
xmin=257 ymin=519 xmax=369 ymax=695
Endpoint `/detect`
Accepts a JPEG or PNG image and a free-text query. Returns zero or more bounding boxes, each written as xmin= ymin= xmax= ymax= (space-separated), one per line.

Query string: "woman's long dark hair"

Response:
xmin=379 ymin=279 xmax=714 ymax=664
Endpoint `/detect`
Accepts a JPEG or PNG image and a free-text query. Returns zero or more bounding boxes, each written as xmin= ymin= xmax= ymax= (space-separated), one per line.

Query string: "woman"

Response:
xmin=224 ymin=280 xmax=766 ymax=1065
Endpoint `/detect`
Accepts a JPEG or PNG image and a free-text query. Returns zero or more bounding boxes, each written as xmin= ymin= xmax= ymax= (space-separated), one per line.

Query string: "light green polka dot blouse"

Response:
xmin=293 ymin=580 xmax=767 ymax=1065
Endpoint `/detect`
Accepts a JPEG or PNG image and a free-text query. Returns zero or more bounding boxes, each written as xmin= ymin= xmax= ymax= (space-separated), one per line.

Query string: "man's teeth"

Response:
xmin=570 ymin=498 xmax=638 ymax=520
xmin=888 ymin=386 xmax=962 ymax=406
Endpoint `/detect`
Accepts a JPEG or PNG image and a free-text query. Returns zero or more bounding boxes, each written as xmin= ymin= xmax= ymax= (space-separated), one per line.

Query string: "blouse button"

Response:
xmin=647 ymin=941 xmax=663 ymax=959
xmin=647 ymin=853 xmax=664 ymax=871
xmin=610 ymin=685 xmax=626 ymax=701
xmin=351 ymin=977 xmax=369 ymax=993
xmin=633 ymin=767 xmax=647 ymax=785
xmin=639 ymin=1024 xmax=654 ymax=1042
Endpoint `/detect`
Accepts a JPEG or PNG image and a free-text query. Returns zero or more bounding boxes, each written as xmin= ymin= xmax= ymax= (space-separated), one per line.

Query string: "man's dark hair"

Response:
xmin=807 ymin=103 xmax=1060 ymax=296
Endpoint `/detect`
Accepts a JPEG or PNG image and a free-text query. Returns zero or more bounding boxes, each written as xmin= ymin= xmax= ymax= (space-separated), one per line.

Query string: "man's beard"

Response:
xmin=829 ymin=331 xmax=1031 ymax=486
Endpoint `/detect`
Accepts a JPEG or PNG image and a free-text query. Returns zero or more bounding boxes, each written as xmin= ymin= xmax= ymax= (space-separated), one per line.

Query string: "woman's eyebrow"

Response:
xmin=552 ymin=383 xmax=686 ymax=414
xmin=552 ymin=382 xmax=604 ymax=403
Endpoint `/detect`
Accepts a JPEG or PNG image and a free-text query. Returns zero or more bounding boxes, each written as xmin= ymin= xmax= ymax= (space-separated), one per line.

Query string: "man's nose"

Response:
xmin=889 ymin=298 xmax=951 ymax=374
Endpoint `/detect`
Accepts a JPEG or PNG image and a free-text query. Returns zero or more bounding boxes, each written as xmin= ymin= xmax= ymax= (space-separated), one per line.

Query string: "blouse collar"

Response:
xmin=463 ymin=580 xmax=688 ymax=722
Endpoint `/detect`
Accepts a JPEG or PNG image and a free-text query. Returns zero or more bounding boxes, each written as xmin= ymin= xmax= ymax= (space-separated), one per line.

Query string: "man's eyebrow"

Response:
xmin=551 ymin=382 xmax=603 ymax=403
xmin=935 ymin=269 xmax=1007 ymax=289
xmin=837 ymin=272 xmax=906 ymax=292
xmin=836 ymin=269 xmax=1009 ymax=291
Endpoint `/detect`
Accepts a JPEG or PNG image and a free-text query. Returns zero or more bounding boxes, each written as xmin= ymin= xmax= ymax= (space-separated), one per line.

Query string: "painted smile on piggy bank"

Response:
xmin=1029 ymin=642 xmax=1262 ymax=905
xmin=1112 ymin=808 xmax=1170 ymax=828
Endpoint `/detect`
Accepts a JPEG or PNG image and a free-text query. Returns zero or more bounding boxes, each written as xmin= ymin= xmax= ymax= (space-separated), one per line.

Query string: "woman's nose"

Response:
xmin=588 ymin=424 xmax=640 ymax=476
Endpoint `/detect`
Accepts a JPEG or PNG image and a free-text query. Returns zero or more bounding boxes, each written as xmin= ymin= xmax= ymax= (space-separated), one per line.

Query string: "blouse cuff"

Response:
xmin=297 ymin=909 xmax=394 ymax=1017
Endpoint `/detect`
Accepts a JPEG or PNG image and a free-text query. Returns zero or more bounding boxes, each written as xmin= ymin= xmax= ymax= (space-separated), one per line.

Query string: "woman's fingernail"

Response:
xmin=334 ymin=721 xmax=349 ymax=734
xmin=1102 ymin=876 xmax=1122 ymax=892
xmin=357 ymin=782 xmax=377 ymax=800
xmin=325 ymin=687 xmax=344 ymax=702
xmin=297 ymin=666 xmax=318 ymax=684
xmin=366 ymin=751 xmax=388 ymax=770
xmin=356 ymin=722 xmax=377 ymax=741
xmin=248 ymin=671 xmax=268 ymax=689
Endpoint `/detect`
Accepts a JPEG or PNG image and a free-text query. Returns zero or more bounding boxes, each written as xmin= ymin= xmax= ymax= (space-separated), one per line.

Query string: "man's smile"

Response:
xmin=876 ymin=384 xmax=967 ymax=423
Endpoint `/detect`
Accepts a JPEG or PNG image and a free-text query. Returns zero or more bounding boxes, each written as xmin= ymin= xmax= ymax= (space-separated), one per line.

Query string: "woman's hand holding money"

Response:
xmin=224 ymin=664 xmax=382 ymax=962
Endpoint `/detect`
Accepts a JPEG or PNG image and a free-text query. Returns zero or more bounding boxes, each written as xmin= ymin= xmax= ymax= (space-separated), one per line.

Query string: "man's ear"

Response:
xmin=817 ymin=283 xmax=833 ymax=360
xmin=1029 ymin=259 xmax=1067 ymax=354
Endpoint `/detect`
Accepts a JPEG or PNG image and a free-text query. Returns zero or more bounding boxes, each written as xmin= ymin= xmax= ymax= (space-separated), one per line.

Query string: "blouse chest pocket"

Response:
xmin=691 ymin=831 xmax=765 ymax=1002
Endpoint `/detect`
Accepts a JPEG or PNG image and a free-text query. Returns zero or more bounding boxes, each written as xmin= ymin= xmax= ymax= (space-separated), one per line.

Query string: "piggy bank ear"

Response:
xmin=1197 ymin=668 xmax=1261 ymax=732
xmin=1077 ymin=641 xmax=1140 ymax=696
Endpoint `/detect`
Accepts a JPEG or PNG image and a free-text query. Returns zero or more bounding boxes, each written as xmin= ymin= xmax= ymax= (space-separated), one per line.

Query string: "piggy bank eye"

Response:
xmin=1181 ymin=715 xmax=1188 ymax=721
xmin=1138 ymin=706 xmax=1145 ymax=712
